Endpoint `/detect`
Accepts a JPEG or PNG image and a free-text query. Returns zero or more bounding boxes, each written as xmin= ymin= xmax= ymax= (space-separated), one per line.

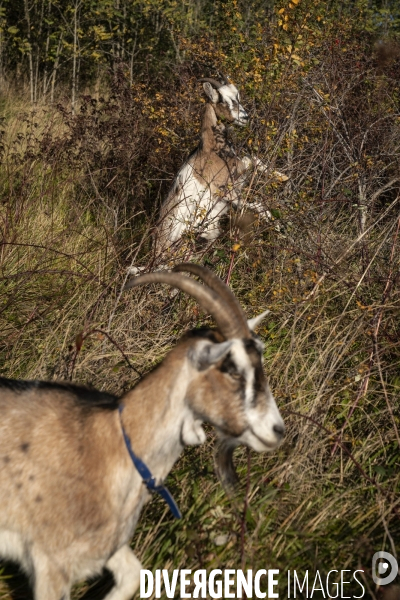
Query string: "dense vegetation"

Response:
xmin=0 ymin=0 xmax=399 ymax=598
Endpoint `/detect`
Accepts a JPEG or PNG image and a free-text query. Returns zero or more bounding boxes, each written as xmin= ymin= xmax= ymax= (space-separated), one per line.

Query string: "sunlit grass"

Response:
xmin=0 ymin=67 xmax=399 ymax=600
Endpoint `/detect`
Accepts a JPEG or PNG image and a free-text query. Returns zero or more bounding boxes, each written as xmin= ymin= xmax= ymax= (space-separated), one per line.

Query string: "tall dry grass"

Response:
xmin=0 ymin=52 xmax=399 ymax=599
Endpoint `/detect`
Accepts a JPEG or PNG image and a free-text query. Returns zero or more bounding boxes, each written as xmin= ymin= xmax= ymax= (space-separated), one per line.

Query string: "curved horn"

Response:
xmin=124 ymin=271 xmax=247 ymax=339
xmin=198 ymin=78 xmax=223 ymax=89
xmin=172 ymin=263 xmax=250 ymax=338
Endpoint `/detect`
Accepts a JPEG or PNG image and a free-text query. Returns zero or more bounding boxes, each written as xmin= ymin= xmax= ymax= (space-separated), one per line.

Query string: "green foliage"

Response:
xmin=0 ymin=0 xmax=399 ymax=104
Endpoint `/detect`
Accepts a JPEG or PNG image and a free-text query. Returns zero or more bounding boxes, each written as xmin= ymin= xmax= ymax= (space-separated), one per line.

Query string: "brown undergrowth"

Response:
xmin=0 ymin=35 xmax=399 ymax=600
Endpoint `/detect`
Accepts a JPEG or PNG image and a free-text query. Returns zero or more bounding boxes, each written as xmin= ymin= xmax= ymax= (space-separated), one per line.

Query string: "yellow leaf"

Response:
xmin=278 ymin=7 xmax=285 ymax=13
xmin=232 ymin=243 xmax=241 ymax=252
xmin=292 ymin=0 xmax=300 ymax=4
xmin=272 ymin=171 xmax=289 ymax=182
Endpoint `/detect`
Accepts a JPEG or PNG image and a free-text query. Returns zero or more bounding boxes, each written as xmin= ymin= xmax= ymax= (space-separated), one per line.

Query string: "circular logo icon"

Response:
xmin=372 ymin=551 xmax=398 ymax=585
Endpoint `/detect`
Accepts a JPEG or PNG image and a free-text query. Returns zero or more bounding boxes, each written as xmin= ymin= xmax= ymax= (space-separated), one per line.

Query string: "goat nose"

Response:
xmin=273 ymin=423 xmax=285 ymax=439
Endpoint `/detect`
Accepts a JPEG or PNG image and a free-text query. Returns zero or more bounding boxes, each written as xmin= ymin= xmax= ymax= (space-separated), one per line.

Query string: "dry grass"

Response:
xmin=0 ymin=55 xmax=399 ymax=599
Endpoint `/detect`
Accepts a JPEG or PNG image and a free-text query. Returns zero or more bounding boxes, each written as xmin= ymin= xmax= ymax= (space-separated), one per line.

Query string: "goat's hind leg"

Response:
xmin=104 ymin=545 xmax=142 ymax=600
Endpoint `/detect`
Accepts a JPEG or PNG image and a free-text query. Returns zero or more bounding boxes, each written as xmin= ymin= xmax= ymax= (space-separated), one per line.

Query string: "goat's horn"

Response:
xmin=198 ymin=78 xmax=223 ymax=89
xmin=172 ymin=263 xmax=250 ymax=337
xmin=124 ymin=272 xmax=247 ymax=340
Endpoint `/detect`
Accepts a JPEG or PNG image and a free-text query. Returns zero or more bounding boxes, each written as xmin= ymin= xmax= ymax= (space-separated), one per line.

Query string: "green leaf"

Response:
xmin=245 ymin=507 xmax=256 ymax=528
xmin=373 ymin=465 xmax=386 ymax=476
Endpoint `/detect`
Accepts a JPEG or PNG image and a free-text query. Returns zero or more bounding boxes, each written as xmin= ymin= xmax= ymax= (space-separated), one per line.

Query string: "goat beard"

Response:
xmin=214 ymin=437 xmax=239 ymax=489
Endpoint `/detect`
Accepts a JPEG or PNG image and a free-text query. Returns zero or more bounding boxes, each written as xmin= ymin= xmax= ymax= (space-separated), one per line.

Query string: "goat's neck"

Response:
xmin=119 ymin=354 xmax=193 ymax=481
xmin=201 ymin=104 xmax=234 ymax=157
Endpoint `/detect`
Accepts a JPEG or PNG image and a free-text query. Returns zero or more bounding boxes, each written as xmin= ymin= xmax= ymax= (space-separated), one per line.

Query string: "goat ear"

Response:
xmin=203 ymin=82 xmax=219 ymax=104
xmin=247 ymin=309 xmax=270 ymax=331
xmin=189 ymin=340 xmax=233 ymax=371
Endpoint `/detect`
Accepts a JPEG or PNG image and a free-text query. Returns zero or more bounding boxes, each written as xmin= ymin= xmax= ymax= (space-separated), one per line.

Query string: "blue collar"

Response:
xmin=118 ymin=405 xmax=181 ymax=519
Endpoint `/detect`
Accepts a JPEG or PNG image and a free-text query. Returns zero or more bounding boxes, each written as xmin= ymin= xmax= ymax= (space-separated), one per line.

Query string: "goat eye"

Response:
xmin=220 ymin=356 xmax=241 ymax=379
xmin=230 ymin=371 xmax=242 ymax=380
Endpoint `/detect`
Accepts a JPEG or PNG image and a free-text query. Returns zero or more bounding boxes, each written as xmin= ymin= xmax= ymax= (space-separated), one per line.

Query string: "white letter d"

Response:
xmin=140 ymin=570 xmax=154 ymax=598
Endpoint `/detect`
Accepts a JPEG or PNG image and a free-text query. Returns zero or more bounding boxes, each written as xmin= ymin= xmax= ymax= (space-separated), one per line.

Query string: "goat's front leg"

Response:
xmin=231 ymin=192 xmax=271 ymax=223
xmin=251 ymin=158 xmax=289 ymax=182
xmin=244 ymin=200 xmax=272 ymax=222
xmin=104 ymin=545 xmax=142 ymax=600
xmin=32 ymin=547 xmax=71 ymax=600
xmin=251 ymin=156 xmax=268 ymax=174
xmin=238 ymin=155 xmax=268 ymax=175
xmin=242 ymin=156 xmax=289 ymax=183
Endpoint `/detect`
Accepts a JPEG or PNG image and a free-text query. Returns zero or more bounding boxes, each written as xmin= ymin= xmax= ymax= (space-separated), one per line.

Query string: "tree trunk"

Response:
xmin=23 ymin=0 xmax=34 ymax=103
xmin=42 ymin=0 xmax=52 ymax=98
xmin=50 ymin=31 xmax=63 ymax=104
xmin=71 ymin=0 xmax=80 ymax=113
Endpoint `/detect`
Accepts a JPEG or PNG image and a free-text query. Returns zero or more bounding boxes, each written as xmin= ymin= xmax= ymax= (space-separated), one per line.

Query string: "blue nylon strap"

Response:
xmin=118 ymin=405 xmax=182 ymax=519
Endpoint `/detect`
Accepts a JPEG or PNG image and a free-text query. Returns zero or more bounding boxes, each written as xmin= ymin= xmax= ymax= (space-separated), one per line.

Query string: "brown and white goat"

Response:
xmin=0 ymin=264 xmax=284 ymax=600
xmin=154 ymin=77 xmax=288 ymax=259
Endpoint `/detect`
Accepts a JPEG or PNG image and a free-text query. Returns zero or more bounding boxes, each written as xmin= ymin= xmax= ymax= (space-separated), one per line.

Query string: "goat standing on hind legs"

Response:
xmin=0 ymin=264 xmax=284 ymax=600
xmin=152 ymin=75 xmax=289 ymax=266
